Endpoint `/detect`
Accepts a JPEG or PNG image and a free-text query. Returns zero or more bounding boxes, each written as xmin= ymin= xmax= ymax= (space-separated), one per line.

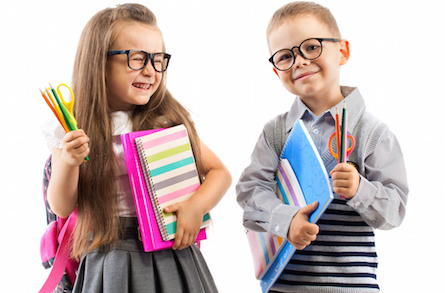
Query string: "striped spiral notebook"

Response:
xmin=246 ymin=158 xmax=306 ymax=279
xmin=135 ymin=124 xmax=210 ymax=241
xmin=121 ymin=125 xmax=210 ymax=251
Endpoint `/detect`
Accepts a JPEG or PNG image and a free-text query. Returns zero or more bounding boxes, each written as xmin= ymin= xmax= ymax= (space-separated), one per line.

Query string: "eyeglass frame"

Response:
xmin=107 ymin=50 xmax=172 ymax=72
xmin=268 ymin=38 xmax=340 ymax=71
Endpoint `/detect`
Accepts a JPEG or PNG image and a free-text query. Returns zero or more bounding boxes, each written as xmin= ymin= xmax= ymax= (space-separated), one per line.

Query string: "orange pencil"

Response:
xmin=39 ymin=88 xmax=69 ymax=132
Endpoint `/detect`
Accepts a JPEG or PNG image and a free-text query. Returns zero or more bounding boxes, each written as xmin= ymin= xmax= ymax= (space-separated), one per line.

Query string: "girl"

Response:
xmin=46 ymin=3 xmax=231 ymax=292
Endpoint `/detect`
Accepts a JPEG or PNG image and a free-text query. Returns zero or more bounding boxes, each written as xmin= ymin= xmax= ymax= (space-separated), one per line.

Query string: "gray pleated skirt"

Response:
xmin=72 ymin=239 xmax=218 ymax=293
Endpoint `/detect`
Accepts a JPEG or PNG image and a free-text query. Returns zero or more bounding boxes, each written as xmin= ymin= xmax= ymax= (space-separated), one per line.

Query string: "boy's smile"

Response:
xmin=268 ymin=15 xmax=349 ymax=115
xmin=295 ymin=70 xmax=318 ymax=81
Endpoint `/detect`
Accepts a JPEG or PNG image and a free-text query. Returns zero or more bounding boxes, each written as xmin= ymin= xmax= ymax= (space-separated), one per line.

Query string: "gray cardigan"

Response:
xmin=236 ymin=86 xmax=408 ymax=292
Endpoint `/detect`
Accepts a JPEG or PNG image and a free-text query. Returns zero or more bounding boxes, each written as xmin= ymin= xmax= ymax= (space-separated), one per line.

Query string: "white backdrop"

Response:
xmin=1 ymin=0 xmax=444 ymax=292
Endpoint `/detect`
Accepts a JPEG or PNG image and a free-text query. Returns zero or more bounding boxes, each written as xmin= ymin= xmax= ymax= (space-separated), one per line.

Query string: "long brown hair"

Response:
xmin=71 ymin=3 xmax=203 ymax=259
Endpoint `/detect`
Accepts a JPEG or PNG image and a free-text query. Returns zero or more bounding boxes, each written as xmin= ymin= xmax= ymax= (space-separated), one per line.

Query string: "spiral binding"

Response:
xmin=135 ymin=139 xmax=169 ymax=241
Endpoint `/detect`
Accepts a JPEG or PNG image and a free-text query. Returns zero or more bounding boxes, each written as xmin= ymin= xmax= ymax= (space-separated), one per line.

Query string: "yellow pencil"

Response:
xmin=40 ymin=88 xmax=69 ymax=132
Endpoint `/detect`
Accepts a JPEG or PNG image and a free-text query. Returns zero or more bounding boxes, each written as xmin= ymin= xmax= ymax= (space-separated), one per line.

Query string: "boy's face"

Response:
xmin=268 ymin=15 xmax=349 ymax=105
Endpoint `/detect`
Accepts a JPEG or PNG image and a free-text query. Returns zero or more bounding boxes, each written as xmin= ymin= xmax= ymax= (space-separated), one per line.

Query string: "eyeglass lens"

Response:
xmin=272 ymin=39 xmax=323 ymax=71
xmin=128 ymin=51 xmax=169 ymax=72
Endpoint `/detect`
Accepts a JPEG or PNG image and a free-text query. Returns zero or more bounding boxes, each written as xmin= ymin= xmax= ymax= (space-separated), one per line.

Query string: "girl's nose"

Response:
xmin=142 ymin=60 xmax=156 ymax=76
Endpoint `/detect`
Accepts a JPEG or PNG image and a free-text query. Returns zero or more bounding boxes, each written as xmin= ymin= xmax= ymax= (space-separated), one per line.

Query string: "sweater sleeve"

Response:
xmin=347 ymin=125 xmax=409 ymax=230
xmin=236 ymin=119 xmax=300 ymax=239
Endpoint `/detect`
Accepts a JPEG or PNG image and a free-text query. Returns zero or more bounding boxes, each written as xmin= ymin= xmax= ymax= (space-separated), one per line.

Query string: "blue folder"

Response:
xmin=260 ymin=119 xmax=334 ymax=293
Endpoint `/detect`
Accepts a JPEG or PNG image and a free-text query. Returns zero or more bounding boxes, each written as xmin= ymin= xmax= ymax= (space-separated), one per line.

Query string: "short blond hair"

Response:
xmin=267 ymin=1 xmax=341 ymax=40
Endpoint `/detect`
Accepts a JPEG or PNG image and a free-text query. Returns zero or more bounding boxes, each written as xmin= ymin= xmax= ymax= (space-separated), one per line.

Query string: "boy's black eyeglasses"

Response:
xmin=269 ymin=38 xmax=340 ymax=71
xmin=107 ymin=50 xmax=172 ymax=72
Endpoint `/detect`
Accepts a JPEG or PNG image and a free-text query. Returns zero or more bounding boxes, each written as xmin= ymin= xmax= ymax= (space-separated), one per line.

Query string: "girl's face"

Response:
xmin=106 ymin=22 xmax=164 ymax=111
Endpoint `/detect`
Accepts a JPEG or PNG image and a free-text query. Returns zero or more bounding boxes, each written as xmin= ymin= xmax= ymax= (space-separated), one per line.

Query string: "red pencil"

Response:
xmin=335 ymin=108 xmax=340 ymax=163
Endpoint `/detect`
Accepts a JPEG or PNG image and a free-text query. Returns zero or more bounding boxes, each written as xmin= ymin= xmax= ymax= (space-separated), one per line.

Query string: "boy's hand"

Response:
xmin=287 ymin=202 xmax=319 ymax=250
xmin=330 ymin=163 xmax=360 ymax=199
xmin=61 ymin=130 xmax=90 ymax=166
xmin=164 ymin=200 xmax=204 ymax=250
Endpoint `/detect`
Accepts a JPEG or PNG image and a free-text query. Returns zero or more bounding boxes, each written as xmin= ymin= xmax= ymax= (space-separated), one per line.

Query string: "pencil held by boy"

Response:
xmin=236 ymin=2 xmax=408 ymax=292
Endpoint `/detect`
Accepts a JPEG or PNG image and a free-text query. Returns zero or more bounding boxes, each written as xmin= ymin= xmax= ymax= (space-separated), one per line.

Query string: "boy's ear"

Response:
xmin=339 ymin=39 xmax=350 ymax=65
xmin=273 ymin=67 xmax=280 ymax=79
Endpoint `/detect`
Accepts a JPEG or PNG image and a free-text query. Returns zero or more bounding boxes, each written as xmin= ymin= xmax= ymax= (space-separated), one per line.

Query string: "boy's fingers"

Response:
xmin=299 ymin=202 xmax=318 ymax=216
xmin=330 ymin=162 xmax=353 ymax=175
xmin=307 ymin=223 xmax=319 ymax=235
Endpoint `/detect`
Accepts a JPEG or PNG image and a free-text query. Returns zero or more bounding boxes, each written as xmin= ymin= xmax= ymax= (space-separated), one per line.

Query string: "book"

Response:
xmin=246 ymin=158 xmax=305 ymax=279
xmin=121 ymin=124 xmax=210 ymax=252
xmin=245 ymin=119 xmax=334 ymax=293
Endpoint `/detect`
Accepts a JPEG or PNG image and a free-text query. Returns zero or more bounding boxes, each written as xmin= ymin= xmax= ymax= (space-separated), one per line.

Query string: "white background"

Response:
xmin=1 ymin=0 xmax=444 ymax=292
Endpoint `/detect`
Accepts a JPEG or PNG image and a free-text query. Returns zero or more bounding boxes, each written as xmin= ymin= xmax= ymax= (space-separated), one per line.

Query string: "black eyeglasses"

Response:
xmin=269 ymin=38 xmax=340 ymax=71
xmin=107 ymin=50 xmax=172 ymax=72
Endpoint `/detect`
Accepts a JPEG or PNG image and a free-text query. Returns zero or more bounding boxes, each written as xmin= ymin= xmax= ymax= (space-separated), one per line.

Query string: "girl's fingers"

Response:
xmin=178 ymin=233 xmax=190 ymax=250
xmin=173 ymin=228 xmax=198 ymax=250
xmin=64 ymin=131 xmax=89 ymax=150
xmin=172 ymin=228 xmax=183 ymax=250
xmin=62 ymin=129 xmax=86 ymax=142
xmin=61 ymin=131 xmax=90 ymax=165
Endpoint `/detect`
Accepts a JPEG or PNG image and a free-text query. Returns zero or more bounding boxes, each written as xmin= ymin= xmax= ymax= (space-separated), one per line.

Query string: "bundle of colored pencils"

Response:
xmin=335 ymin=103 xmax=348 ymax=164
xmin=39 ymin=84 xmax=89 ymax=161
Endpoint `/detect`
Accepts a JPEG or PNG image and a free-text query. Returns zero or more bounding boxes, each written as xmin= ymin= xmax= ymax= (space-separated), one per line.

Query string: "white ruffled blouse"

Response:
xmin=43 ymin=111 xmax=137 ymax=217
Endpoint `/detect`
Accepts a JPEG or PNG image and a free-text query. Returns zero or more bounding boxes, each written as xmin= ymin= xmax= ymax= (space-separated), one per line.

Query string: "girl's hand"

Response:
xmin=48 ymin=129 xmax=89 ymax=218
xmin=162 ymin=140 xmax=231 ymax=250
xmin=164 ymin=200 xmax=205 ymax=250
xmin=330 ymin=163 xmax=360 ymax=199
xmin=61 ymin=129 xmax=90 ymax=166
xmin=287 ymin=202 xmax=319 ymax=250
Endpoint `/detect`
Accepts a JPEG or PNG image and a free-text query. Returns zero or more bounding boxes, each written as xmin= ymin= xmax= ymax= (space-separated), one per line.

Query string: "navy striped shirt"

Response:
xmin=274 ymin=199 xmax=379 ymax=292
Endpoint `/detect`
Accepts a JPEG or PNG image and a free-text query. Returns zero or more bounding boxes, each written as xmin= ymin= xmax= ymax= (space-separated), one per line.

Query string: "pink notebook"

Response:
xmin=121 ymin=125 xmax=208 ymax=252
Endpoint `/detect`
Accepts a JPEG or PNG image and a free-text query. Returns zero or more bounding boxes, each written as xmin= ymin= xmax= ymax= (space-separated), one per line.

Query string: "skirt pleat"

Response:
xmin=72 ymin=239 xmax=218 ymax=293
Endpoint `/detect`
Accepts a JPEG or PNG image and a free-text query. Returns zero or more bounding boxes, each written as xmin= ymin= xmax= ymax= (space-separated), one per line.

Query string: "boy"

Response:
xmin=236 ymin=2 xmax=408 ymax=292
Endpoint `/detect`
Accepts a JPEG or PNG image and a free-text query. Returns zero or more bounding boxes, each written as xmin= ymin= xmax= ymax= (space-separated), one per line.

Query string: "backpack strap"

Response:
xmin=40 ymin=155 xmax=78 ymax=293
xmin=39 ymin=209 xmax=77 ymax=293
xmin=43 ymin=156 xmax=57 ymax=224
xmin=264 ymin=115 xmax=287 ymax=157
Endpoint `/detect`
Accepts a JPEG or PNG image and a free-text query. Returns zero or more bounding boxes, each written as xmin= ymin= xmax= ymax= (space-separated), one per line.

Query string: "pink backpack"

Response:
xmin=40 ymin=156 xmax=79 ymax=293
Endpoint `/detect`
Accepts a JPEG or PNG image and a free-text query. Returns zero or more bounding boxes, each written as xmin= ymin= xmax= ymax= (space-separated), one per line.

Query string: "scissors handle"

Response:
xmin=57 ymin=83 xmax=75 ymax=113
xmin=54 ymin=84 xmax=78 ymax=130
xmin=329 ymin=132 xmax=356 ymax=161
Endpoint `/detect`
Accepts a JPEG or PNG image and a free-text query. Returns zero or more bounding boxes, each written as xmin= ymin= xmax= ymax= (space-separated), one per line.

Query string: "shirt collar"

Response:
xmin=111 ymin=111 xmax=133 ymax=136
xmin=286 ymin=86 xmax=366 ymax=133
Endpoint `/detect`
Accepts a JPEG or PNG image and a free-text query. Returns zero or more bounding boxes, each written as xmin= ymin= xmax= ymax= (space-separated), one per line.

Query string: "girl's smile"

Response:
xmin=132 ymin=82 xmax=153 ymax=90
xmin=106 ymin=22 xmax=164 ymax=111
